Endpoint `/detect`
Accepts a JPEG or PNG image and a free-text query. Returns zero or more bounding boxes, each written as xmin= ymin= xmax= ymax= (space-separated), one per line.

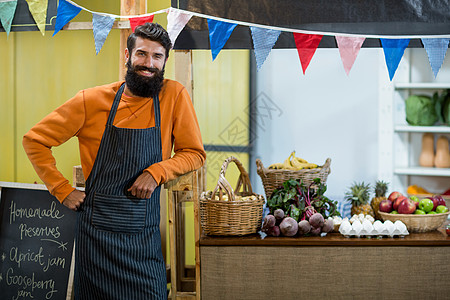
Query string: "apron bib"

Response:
xmin=74 ymin=83 xmax=166 ymax=299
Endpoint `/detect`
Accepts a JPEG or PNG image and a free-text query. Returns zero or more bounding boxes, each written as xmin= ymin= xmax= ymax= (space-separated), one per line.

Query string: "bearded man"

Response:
xmin=23 ymin=23 xmax=205 ymax=300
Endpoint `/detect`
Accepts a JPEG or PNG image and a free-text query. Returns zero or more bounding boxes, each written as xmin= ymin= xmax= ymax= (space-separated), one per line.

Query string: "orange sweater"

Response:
xmin=23 ymin=80 xmax=206 ymax=202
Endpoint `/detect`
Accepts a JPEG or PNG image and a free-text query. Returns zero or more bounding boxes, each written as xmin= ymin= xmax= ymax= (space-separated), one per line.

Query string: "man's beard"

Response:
xmin=125 ymin=60 xmax=165 ymax=98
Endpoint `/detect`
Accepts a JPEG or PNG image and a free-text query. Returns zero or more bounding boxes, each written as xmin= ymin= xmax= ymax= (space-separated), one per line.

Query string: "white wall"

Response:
xmin=252 ymin=48 xmax=382 ymax=201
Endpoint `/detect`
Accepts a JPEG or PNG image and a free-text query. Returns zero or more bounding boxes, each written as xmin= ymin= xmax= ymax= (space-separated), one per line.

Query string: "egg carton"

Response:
xmin=339 ymin=219 xmax=409 ymax=238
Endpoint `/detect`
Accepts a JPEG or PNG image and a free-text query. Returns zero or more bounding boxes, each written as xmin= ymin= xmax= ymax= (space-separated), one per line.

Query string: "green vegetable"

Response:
xmin=267 ymin=178 xmax=340 ymax=222
xmin=405 ymin=94 xmax=438 ymax=126
xmin=442 ymin=90 xmax=450 ymax=126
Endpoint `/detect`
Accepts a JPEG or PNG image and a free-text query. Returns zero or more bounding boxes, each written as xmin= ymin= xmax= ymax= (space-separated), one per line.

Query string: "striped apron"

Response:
xmin=74 ymin=83 xmax=167 ymax=299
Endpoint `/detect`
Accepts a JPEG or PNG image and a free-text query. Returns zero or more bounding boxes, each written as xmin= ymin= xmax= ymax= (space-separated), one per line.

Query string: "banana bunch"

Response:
xmin=268 ymin=151 xmax=318 ymax=170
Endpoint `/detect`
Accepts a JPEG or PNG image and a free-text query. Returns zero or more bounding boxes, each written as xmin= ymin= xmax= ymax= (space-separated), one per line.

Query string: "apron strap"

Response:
xmin=106 ymin=83 xmax=126 ymax=126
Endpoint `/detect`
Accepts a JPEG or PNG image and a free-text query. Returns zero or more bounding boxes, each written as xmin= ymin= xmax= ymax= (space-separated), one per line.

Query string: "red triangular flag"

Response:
xmin=129 ymin=15 xmax=154 ymax=32
xmin=293 ymin=33 xmax=323 ymax=74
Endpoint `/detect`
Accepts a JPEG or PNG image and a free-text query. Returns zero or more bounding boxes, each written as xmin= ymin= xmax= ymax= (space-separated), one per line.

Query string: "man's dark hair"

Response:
xmin=127 ymin=23 xmax=172 ymax=58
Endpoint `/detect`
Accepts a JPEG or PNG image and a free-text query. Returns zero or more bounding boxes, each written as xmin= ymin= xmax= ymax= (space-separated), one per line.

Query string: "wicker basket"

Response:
xmin=200 ymin=156 xmax=265 ymax=236
xmin=379 ymin=211 xmax=450 ymax=233
xmin=256 ymin=158 xmax=331 ymax=199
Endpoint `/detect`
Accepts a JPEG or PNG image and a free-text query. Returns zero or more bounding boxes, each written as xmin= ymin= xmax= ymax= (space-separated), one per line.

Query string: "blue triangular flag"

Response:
xmin=421 ymin=38 xmax=449 ymax=78
xmin=380 ymin=38 xmax=410 ymax=81
xmin=207 ymin=19 xmax=237 ymax=61
xmin=92 ymin=14 xmax=115 ymax=55
xmin=0 ymin=0 xmax=18 ymax=36
xmin=53 ymin=0 xmax=82 ymax=36
xmin=250 ymin=26 xmax=281 ymax=70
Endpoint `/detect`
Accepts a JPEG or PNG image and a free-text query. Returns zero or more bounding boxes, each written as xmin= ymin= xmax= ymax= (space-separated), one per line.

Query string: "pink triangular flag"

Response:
xmin=129 ymin=15 xmax=154 ymax=32
xmin=293 ymin=33 xmax=323 ymax=74
xmin=167 ymin=8 xmax=192 ymax=47
xmin=336 ymin=36 xmax=365 ymax=75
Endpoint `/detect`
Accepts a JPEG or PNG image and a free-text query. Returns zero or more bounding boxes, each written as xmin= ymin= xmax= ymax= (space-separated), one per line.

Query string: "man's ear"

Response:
xmin=125 ymin=48 xmax=130 ymax=63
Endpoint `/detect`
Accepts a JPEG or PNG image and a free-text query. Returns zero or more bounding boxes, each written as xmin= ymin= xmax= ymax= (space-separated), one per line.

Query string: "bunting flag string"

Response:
xmin=92 ymin=13 xmax=115 ymax=55
xmin=380 ymin=38 xmax=410 ymax=81
xmin=0 ymin=0 xmax=18 ymax=36
xmin=26 ymin=0 xmax=48 ymax=35
xmin=166 ymin=7 xmax=192 ymax=47
xmin=336 ymin=36 xmax=365 ymax=75
xmin=53 ymin=0 xmax=82 ymax=36
xmin=293 ymin=33 xmax=323 ymax=74
xmin=130 ymin=15 xmax=154 ymax=32
xmin=250 ymin=26 xmax=281 ymax=71
xmin=2 ymin=0 xmax=449 ymax=79
xmin=421 ymin=38 xmax=450 ymax=78
xmin=207 ymin=19 xmax=237 ymax=61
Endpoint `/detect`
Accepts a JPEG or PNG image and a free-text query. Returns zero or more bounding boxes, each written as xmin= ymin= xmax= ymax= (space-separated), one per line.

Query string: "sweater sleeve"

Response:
xmin=22 ymin=91 xmax=86 ymax=202
xmin=145 ymin=87 xmax=206 ymax=184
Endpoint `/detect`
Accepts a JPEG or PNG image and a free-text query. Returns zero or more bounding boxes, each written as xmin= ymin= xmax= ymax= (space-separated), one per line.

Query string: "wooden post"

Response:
xmin=119 ymin=0 xmax=147 ymax=80
xmin=174 ymin=50 xmax=193 ymax=100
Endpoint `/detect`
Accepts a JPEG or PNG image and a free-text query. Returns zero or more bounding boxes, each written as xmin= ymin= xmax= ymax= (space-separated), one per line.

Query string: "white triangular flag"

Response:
xmin=167 ymin=8 xmax=192 ymax=47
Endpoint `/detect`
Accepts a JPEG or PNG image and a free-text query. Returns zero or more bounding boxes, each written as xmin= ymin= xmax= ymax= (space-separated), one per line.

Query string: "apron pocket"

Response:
xmin=91 ymin=193 xmax=147 ymax=234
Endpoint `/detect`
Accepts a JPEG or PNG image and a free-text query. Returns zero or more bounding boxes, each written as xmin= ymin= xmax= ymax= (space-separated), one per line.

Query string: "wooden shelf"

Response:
xmin=394 ymin=125 xmax=450 ymax=133
xmin=394 ymin=167 xmax=450 ymax=177
xmin=394 ymin=83 xmax=450 ymax=90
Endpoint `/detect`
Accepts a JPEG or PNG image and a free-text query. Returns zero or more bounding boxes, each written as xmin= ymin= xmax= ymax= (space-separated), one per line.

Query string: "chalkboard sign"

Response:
xmin=0 ymin=185 xmax=77 ymax=300
xmin=0 ymin=0 xmax=57 ymax=32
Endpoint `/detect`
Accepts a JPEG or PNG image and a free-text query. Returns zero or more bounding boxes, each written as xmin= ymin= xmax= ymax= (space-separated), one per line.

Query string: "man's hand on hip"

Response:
xmin=128 ymin=171 xmax=158 ymax=199
xmin=63 ymin=189 xmax=86 ymax=211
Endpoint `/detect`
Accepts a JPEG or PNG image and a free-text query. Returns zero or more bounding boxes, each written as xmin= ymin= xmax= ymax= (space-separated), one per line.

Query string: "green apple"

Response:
xmin=414 ymin=209 xmax=426 ymax=215
xmin=410 ymin=195 xmax=420 ymax=202
xmin=427 ymin=211 xmax=437 ymax=215
xmin=418 ymin=198 xmax=434 ymax=213
xmin=435 ymin=205 xmax=449 ymax=214
xmin=390 ymin=210 xmax=398 ymax=214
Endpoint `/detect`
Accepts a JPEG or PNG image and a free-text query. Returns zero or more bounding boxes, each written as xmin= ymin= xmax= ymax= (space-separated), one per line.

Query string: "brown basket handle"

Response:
xmin=211 ymin=156 xmax=253 ymax=201
xmin=255 ymin=158 xmax=267 ymax=177
xmin=211 ymin=173 xmax=235 ymax=201
xmin=321 ymin=158 xmax=331 ymax=174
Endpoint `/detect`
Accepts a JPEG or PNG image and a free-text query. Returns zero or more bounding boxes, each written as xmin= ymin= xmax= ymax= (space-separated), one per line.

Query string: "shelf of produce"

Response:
xmin=394 ymin=125 xmax=450 ymax=133
xmin=200 ymin=223 xmax=450 ymax=299
xmin=394 ymin=83 xmax=450 ymax=90
xmin=394 ymin=167 xmax=450 ymax=177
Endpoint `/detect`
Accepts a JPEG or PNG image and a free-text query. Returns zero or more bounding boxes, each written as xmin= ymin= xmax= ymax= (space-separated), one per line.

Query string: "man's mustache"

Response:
xmin=133 ymin=65 xmax=159 ymax=73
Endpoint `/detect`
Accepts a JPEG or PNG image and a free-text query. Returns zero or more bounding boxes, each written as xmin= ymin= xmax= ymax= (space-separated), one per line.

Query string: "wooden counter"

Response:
xmin=199 ymin=226 xmax=450 ymax=300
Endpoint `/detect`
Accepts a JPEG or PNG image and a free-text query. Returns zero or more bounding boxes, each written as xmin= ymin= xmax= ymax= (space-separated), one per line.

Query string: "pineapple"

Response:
xmin=371 ymin=180 xmax=389 ymax=220
xmin=345 ymin=182 xmax=375 ymax=217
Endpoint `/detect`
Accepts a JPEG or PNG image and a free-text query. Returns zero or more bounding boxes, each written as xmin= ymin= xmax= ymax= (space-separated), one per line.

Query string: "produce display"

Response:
xmin=345 ymin=182 xmax=375 ymax=217
xmin=262 ymin=178 xmax=339 ymax=237
xmin=405 ymin=90 xmax=450 ymax=126
xmin=339 ymin=219 xmax=409 ymax=238
xmin=268 ymin=151 xmax=318 ymax=170
xmin=382 ymin=191 xmax=448 ymax=215
xmin=202 ymin=190 xmax=259 ymax=202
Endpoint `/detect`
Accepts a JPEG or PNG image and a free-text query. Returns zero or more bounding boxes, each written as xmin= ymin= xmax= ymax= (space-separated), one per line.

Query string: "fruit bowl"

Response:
xmin=379 ymin=211 xmax=450 ymax=233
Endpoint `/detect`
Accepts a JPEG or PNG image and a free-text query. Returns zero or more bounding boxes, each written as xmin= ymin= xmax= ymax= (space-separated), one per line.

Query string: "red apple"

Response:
xmin=427 ymin=196 xmax=439 ymax=211
xmin=434 ymin=195 xmax=446 ymax=207
xmin=393 ymin=195 xmax=408 ymax=211
xmin=379 ymin=199 xmax=393 ymax=213
xmin=388 ymin=191 xmax=402 ymax=202
xmin=398 ymin=198 xmax=416 ymax=214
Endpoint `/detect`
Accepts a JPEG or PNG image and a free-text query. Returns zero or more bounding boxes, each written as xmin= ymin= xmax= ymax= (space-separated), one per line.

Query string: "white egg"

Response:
xmin=362 ymin=219 xmax=374 ymax=232
xmin=384 ymin=220 xmax=395 ymax=234
xmin=365 ymin=215 xmax=375 ymax=223
xmin=394 ymin=220 xmax=407 ymax=232
xmin=373 ymin=220 xmax=384 ymax=233
xmin=339 ymin=220 xmax=352 ymax=234
xmin=352 ymin=220 xmax=363 ymax=234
